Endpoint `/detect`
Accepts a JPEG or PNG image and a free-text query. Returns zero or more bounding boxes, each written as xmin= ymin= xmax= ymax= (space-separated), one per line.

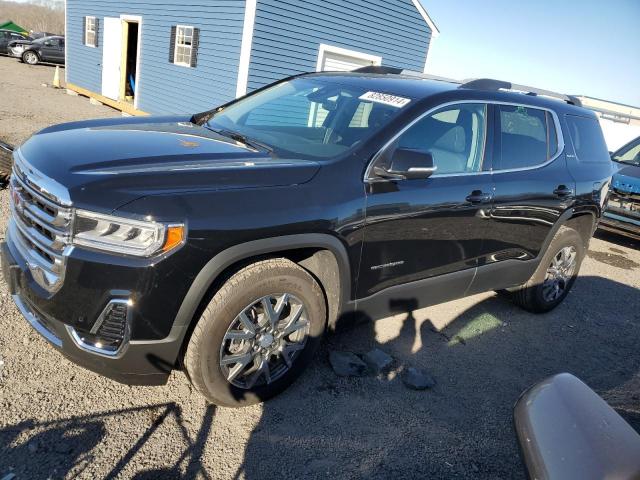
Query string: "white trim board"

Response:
xmin=411 ymin=0 xmax=440 ymax=37
xmin=236 ymin=0 xmax=257 ymax=98
xmin=315 ymin=44 xmax=382 ymax=72
xmin=64 ymin=0 xmax=67 ymax=82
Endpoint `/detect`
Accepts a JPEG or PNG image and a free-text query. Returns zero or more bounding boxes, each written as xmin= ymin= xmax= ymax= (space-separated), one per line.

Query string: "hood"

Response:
xmin=612 ymin=164 xmax=640 ymax=195
xmin=18 ymin=116 xmax=321 ymax=210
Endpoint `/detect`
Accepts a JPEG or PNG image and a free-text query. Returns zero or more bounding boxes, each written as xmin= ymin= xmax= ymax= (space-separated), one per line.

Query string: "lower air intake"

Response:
xmin=67 ymin=299 xmax=131 ymax=357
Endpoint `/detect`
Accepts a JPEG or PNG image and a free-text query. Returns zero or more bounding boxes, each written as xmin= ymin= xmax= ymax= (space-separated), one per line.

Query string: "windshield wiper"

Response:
xmin=208 ymin=127 xmax=274 ymax=154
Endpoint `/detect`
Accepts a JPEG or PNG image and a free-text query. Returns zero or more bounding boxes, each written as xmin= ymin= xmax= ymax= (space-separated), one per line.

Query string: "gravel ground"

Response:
xmin=1 ymin=56 xmax=639 ymax=479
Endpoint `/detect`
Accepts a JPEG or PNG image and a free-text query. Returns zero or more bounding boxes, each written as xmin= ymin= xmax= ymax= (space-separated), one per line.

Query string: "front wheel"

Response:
xmin=184 ymin=258 xmax=326 ymax=407
xmin=505 ymin=227 xmax=585 ymax=313
xmin=22 ymin=51 xmax=39 ymax=65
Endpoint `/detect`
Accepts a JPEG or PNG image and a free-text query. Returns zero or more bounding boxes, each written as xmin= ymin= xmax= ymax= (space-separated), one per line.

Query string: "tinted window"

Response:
xmin=565 ymin=115 xmax=610 ymax=164
xmin=394 ymin=103 xmax=487 ymax=174
xmin=208 ymin=78 xmax=408 ymax=159
xmin=495 ymin=105 xmax=550 ymax=170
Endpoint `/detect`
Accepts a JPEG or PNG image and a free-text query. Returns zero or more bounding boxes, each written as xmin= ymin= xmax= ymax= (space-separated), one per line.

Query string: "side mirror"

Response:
xmin=373 ymin=148 xmax=436 ymax=181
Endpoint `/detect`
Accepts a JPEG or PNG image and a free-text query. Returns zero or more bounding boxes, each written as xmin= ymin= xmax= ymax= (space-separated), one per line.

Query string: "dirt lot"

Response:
xmin=1 ymin=56 xmax=639 ymax=479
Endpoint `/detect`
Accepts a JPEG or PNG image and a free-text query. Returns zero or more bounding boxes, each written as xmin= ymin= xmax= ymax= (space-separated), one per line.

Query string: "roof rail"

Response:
xmin=459 ymin=78 xmax=582 ymax=107
xmin=350 ymin=69 xmax=582 ymax=107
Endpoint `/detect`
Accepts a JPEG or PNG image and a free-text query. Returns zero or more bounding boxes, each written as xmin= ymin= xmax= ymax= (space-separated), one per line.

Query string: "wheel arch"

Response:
xmin=173 ymin=234 xmax=352 ymax=361
xmin=564 ymin=211 xmax=598 ymax=248
xmin=22 ymin=49 xmax=40 ymax=62
xmin=538 ymin=209 xmax=596 ymax=262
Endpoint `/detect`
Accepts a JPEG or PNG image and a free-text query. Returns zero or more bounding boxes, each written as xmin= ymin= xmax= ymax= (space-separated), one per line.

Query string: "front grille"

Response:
xmin=8 ymin=151 xmax=73 ymax=293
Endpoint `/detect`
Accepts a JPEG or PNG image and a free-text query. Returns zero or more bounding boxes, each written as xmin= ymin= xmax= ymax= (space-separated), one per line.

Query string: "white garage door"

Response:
xmin=321 ymin=52 xmax=377 ymax=71
xmin=316 ymin=44 xmax=382 ymax=72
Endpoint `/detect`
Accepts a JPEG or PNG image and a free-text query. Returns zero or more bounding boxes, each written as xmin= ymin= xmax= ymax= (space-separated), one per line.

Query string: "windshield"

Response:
xmin=206 ymin=77 xmax=412 ymax=159
xmin=612 ymin=138 xmax=640 ymax=165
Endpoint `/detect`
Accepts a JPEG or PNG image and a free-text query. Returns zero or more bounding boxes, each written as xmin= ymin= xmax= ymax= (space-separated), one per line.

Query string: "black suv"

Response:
xmin=1 ymin=69 xmax=612 ymax=406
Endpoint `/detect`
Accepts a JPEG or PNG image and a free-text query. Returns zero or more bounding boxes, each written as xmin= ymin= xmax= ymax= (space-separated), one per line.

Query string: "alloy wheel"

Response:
xmin=542 ymin=246 xmax=577 ymax=302
xmin=24 ymin=52 xmax=38 ymax=64
xmin=219 ymin=293 xmax=310 ymax=389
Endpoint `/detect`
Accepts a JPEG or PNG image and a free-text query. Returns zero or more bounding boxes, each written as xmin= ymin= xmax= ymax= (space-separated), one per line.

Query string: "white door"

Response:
xmin=101 ymin=17 xmax=122 ymax=100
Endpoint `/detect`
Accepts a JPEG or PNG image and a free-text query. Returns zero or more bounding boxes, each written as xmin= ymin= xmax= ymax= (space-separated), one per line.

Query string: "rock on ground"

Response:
xmin=329 ymin=351 xmax=368 ymax=377
xmin=362 ymin=348 xmax=393 ymax=374
xmin=402 ymin=367 xmax=436 ymax=390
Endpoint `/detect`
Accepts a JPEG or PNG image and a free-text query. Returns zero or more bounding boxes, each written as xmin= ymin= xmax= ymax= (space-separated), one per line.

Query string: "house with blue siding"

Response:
xmin=64 ymin=0 xmax=439 ymax=115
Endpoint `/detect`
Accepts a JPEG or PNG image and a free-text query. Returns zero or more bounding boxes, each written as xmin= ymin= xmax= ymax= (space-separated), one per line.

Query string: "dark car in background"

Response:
xmin=600 ymin=136 xmax=640 ymax=240
xmin=9 ymin=35 xmax=65 ymax=65
xmin=0 ymin=29 xmax=31 ymax=55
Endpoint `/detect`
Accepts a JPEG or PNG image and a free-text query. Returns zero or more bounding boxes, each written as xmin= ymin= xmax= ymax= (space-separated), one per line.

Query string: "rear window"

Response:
xmin=565 ymin=115 xmax=609 ymax=164
xmin=495 ymin=105 xmax=556 ymax=170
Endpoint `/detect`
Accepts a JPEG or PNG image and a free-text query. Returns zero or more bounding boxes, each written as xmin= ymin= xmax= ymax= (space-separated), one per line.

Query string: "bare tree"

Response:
xmin=0 ymin=0 xmax=64 ymax=35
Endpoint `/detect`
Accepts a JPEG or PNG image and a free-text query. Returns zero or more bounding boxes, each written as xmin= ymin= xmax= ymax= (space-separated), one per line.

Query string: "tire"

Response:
xmin=505 ymin=226 xmax=585 ymax=313
xmin=22 ymin=51 xmax=39 ymax=65
xmin=184 ymin=258 xmax=327 ymax=407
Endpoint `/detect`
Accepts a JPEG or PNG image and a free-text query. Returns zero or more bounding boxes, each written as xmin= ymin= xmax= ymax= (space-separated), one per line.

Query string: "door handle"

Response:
xmin=466 ymin=190 xmax=492 ymax=204
xmin=553 ymin=185 xmax=574 ymax=197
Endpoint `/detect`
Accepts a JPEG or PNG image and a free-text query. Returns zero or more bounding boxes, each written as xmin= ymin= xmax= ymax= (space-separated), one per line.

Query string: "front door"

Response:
xmin=359 ymin=102 xmax=493 ymax=299
xmin=101 ymin=17 xmax=123 ymax=100
xmin=40 ymin=38 xmax=64 ymax=62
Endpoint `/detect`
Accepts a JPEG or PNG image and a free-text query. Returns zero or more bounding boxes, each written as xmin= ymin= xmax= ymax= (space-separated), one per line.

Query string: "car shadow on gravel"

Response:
xmin=232 ymin=275 xmax=640 ymax=479
xmin=1 ymin=277 xmax=637 ymax=479
xmin=0 ymin=403 xmax=216 ymax=479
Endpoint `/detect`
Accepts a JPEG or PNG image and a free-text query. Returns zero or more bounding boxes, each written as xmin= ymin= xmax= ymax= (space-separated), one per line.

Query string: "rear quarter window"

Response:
xmin=565 ymin=115 xmax=609 ymax=163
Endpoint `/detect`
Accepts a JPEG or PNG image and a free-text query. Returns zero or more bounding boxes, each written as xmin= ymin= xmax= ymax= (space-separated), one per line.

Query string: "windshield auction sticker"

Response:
xmin=359 ymin=91 xmax=411 ymax=108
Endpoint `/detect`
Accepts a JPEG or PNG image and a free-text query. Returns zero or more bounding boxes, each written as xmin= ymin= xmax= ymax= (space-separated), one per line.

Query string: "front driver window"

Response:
xmin=395 ymin=103 xmax=487 ymax=174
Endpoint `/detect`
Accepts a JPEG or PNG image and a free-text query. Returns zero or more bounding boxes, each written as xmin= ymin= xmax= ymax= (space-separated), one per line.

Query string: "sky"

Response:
xmin=421 ymin=0 xmax=640 ymax=107
xmin=8 ymin=0 xmax=639 ymax=106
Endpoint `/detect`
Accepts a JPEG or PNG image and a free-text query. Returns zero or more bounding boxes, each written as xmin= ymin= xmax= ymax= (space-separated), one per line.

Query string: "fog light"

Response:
xmin=67 ymin=299 xmax=131 ymax=357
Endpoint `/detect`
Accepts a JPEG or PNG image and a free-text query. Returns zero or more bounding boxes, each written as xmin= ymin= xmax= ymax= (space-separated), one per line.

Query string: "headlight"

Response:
xmin=72 ymin=209 xmax=184 ymax=257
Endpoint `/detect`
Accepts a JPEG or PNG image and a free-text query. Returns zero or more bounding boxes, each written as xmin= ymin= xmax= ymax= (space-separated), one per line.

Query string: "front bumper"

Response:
xmin=600 ymin=192 xmax=640 ymax=240
xmin=1 ymin=236 xmax=190 ymax=385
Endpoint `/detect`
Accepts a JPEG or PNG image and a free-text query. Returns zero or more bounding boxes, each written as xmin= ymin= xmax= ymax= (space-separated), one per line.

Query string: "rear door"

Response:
xmin=480 ymin=104 xmax=573 ymax=279
xmin=359 ymin=102 xmax=494 ymax=300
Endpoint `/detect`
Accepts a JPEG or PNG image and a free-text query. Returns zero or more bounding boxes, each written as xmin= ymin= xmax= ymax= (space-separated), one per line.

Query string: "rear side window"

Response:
xmin=495 ymin=105 xmax=555 ymax=170
xmin=565 ymin=115 xmax=610 ymax=164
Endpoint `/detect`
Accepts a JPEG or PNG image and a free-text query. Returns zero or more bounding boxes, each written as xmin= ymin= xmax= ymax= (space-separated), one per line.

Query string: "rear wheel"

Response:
xmin=184 ymin=258 xmax=326 ymax=407
xmin=505 ymin=227 xmax=585 ymax=313
xmin=22 ymin=51 xmax=39 ymax=65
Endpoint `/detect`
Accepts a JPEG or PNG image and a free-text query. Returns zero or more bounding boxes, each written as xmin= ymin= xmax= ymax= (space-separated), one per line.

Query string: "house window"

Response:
xmin=85 ymin=16 xmax=97 ymax=47
xmin=172 ymin=25 xmax=199 ymax=67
